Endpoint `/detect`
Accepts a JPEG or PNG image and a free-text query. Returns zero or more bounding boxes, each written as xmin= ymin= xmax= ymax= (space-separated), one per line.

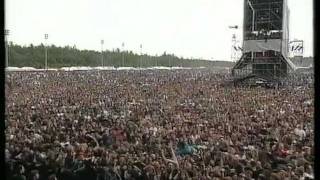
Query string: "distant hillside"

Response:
xmin=6 ymin=43 xmax=234 ymax=68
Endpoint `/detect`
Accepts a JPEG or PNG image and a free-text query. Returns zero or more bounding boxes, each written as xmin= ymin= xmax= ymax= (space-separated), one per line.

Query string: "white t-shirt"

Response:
xmin=303 ymin=172 xmax=314 ymax=179
xmin=294 ymin=128 xmax=306 ymax=140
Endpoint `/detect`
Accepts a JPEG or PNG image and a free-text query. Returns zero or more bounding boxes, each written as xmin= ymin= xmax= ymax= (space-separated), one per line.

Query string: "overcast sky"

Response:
xmin=5 ymin=0 xmax=313 ymax=61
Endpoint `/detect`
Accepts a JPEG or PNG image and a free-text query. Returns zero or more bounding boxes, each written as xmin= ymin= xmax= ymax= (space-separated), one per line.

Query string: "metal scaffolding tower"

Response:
xmin=232 ymin=0 xmax=295 ymax=85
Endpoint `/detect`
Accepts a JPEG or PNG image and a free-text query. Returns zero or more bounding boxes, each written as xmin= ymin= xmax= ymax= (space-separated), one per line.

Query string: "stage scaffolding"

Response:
xmin=232 ymin=0 xmax=295 ymax=84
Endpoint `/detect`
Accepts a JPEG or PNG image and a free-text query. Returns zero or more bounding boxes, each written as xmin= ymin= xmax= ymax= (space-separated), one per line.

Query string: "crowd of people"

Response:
xmin=5 ymin=69 xmax=314 ymax=180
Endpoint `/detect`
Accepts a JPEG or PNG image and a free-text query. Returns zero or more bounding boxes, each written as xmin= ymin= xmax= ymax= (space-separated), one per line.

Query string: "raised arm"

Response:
xmin=161 ymin=143 xmax=179 ymax=169
xmin=86 ymin=134 xmax=100 ymax=148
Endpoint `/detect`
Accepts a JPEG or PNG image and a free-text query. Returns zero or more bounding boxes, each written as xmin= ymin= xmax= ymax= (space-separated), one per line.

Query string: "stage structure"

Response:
xmin=232 ymin=0 xmax=297 ymax=84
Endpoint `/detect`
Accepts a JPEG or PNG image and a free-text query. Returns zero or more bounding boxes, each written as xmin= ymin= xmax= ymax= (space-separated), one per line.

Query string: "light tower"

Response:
xmin=232 ymin=0 xmax=296 ymax=84
xmin=44 ymin=34 xmax=48 ymax=70
xmin=168 ymin=52 xmax=171 ymax=68
xmin=231 ymin=34 xmax=238 ymax=62
xmin=101 ymin=39 xmax=104 ymax=67
xmin=122 ymin=42 xmax=125 ymax=67
xmin=140 ymin=44 xmax=142 ymax=69
xmin=5 ymin=29 xmax=10 ymax=68
xmin=229 ymin=25 xmax=240 ymax=62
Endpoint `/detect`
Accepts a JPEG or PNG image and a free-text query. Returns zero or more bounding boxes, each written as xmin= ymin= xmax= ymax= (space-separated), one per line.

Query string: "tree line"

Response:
xmin=6 ymin=43 xmax=234 ymax=68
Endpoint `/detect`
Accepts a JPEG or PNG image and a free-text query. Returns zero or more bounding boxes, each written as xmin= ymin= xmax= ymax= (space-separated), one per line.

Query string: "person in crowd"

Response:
xmin=5 ymin=69 xmax=314 ymax=179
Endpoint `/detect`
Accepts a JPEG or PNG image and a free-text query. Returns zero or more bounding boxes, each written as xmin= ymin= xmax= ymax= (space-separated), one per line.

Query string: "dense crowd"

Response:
xmin=5 ymin=69 xmax=314 ymax=180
